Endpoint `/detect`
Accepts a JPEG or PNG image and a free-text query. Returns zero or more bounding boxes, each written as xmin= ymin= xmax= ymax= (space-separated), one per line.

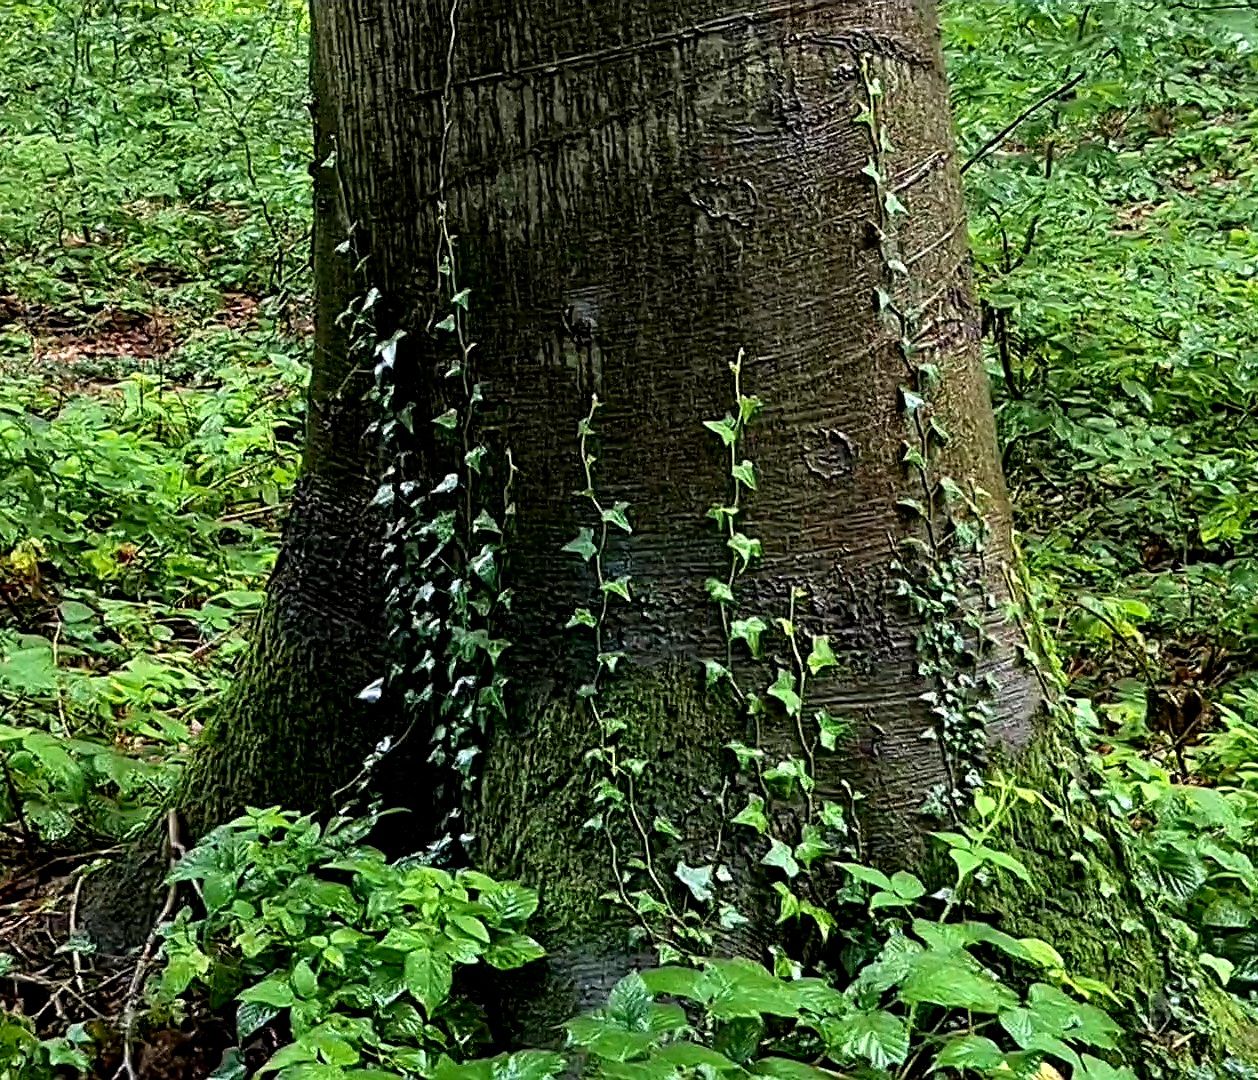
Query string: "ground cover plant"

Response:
xmin=0 ymin=0 xmax=1256 ymax=1077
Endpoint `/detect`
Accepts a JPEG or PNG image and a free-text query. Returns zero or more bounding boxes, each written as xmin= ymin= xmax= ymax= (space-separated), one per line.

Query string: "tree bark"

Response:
xmin=172 ymin=4 xmax=391 ymax=838
xmin=303 ymin=0 xmax=1046 ymax=1033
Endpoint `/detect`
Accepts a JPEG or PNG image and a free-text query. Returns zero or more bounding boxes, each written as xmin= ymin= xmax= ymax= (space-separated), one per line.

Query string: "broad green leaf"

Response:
xmin=607 ymin=972 xmax=654 ymax=1031
xmin=899 ymin=951 xmax=1018 ymax=1013
xmin=822 ymin=1010 xmax=909 ymax=1069
xmin=404 ymin=949 xmax=453 ymax=1014
xmin=933 ymin=1034 xmax=1004 ymax=1071
xmin=484 ymin=933 xmax=545 ymax=970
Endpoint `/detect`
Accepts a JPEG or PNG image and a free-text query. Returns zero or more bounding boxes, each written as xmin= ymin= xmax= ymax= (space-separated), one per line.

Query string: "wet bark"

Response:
xmin=307 ymin=0 xmax=1041 ymax=1038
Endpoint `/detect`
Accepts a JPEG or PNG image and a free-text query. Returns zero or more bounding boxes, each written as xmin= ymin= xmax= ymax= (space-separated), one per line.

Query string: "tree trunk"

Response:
xmin=304 ymin=0 xmax=1047 ymax=1032
xmin=172 ymin=6 xmax=392 ymax=838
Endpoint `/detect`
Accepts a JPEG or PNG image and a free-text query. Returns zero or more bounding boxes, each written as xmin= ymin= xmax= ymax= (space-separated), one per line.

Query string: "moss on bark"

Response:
xmin=476 ymin=662 xmax=741 ymax=942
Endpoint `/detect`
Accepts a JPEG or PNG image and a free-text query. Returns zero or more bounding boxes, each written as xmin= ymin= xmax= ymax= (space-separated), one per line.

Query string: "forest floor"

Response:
xmin=0 ymin=0 xmax=1256 ymax=1076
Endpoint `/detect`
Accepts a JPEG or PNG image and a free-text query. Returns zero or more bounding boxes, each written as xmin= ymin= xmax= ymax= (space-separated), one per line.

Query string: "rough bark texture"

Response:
xmin=308 ymin=0 xmax=1042 ymax=1036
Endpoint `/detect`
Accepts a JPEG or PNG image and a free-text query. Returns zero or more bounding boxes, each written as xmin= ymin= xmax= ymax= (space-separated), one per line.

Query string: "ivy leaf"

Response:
xmin=704 ymin=416 xmax=739 ymax=446
xmin=732 ymin=460 xmax=757 ymax=489
xmin=806 ymin=635 xmax=838 ymax=675
xmin=738 ymin=394 xmax=763 ymax=423
xmin=562 ymin=529 xmax=598 ymax=562
xmin=675 ymin=861 xmax=715 ymax=903
xmin=768 ymin=669 xmax=801 ymax=717
xmin=601 ymin=502 xmax=632 ymax=533
xmin=566 ymin=607 xmax=598 ymax=630
xmin=433 ymin=408 xmax=459 ymax=430
xmin=728 ymin=532 xmax=762 ymax=567
xmin=707 ymin=578 xmax=736 ymax=604
xmin=731 ymin=616 xmax=767 ymax=657
xmin=816 ymin=709 xmax=849 ymax=751
xmin=761 ymin=838 xmax=800 ymax=880
xmin=732 ymin=795 xmax=769 ymax=835
xmin=602 ymin=576 xmax=632 ymax=601
xmin=704 ymin=659 xmax=732 ymax=688
xmin=652 ymin=815 xmax=682 ymax=839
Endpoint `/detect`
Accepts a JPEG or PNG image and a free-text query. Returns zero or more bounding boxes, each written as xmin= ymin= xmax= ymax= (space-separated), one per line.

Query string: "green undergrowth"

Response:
xmin=951 ymin=0 xmax=1258 ymax=1015
xmin=0 ymin=0 xmax=310 ymax=317
xmin=951 ymin=0 xmax=1258 ymax=750
xmin=4 ymin=0 xmax=1258 ymax=1078
xmin=0 ymin=0 xmax=311 ymax=845
xmin=0 ymin=325 xmax=306 ymax=842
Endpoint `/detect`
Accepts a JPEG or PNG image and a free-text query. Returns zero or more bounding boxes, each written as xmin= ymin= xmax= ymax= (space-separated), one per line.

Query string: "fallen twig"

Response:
xmin=114 ymin=811 xmax=186 ymax=1080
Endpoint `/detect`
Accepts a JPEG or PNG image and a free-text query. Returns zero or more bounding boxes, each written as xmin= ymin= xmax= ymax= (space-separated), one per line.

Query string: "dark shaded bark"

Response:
xmin=79 ymin=33 xmax=399 ymax=950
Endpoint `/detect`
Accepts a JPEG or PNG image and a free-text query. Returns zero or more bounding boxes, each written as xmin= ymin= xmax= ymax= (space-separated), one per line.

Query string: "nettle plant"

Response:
xmin=445 ymin=785 xmax=1132 ymax=1080
xmin=154 ymin=808 xmax=544 ymax=1079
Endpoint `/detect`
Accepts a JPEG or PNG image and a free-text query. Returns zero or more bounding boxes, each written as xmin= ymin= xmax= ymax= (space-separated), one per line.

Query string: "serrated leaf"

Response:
xmin=607 ymin=972 xmax=654 ymax=1030
xmin=900 ymin=951 xmax=1018 ymax=1013
xmin=933 ymin=1034 xmax=1004 ymax=1071
xmin=823 ymin=1010 xmax=908 ymax=1069
xmin=404 ymin=949 xmax=453 ymax=1014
